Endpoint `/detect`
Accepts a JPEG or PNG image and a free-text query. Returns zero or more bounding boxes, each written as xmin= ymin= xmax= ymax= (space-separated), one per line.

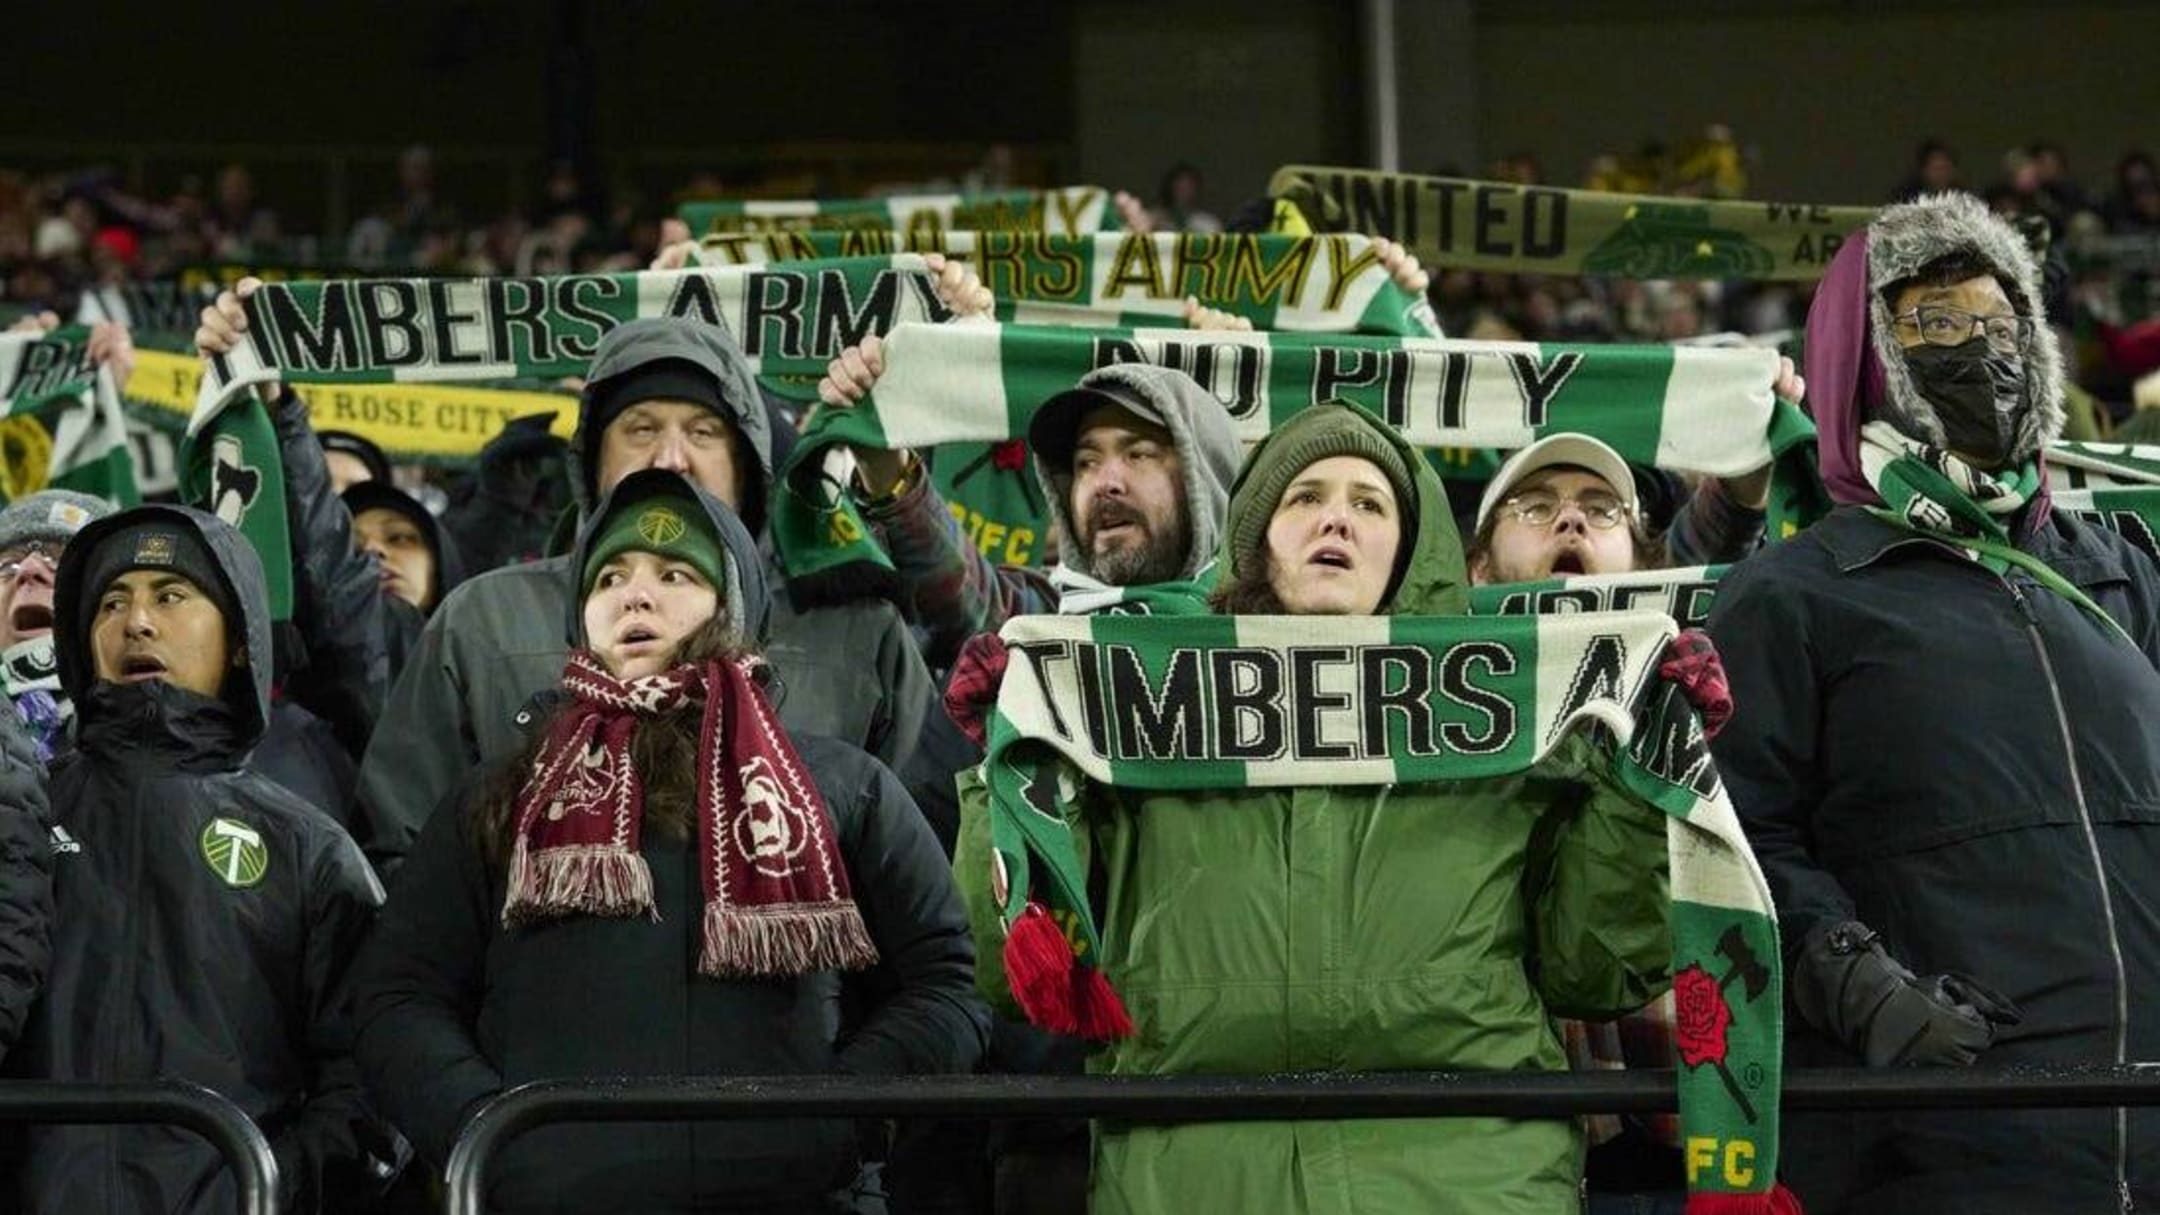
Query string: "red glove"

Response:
xmin=944 ymin=632 xmax=1010 ymax=748
xmin=1660 ymin=628 xmax=1733 ymax=741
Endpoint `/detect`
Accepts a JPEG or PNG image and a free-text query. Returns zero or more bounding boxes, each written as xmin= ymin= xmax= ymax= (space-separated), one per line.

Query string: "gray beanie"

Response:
xmin=0 ymin=491 xmax=113 ymax=555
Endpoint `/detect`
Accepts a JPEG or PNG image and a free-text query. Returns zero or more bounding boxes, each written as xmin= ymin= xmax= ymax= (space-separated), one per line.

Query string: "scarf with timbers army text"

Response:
xmin=979 ymin=609 xmax=1798 ymax=1213
xmin=1469 ymin=564 xmax=1730 ymax=631
xmin=773 ymin=320 xmax=1823 ymax=604
xmin=679 ymin=186 xmax=1118 ymax=239
xmin=1267 ymin=164 xmax=1875 ymax=283
xmin=0 ymin=326 xmax=139 ymax=509
xmin=689 ymin=231 xmax=1444 ymax=339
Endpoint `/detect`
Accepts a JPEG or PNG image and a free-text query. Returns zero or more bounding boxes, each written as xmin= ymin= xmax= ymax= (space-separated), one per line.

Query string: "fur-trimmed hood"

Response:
xmin=1807 ymin=192 xmax=2065 ymax=504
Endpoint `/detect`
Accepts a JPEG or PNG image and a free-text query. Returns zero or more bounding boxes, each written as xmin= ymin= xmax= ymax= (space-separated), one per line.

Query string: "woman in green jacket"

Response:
xmin=963 ymin=403 xmax=1673 ymax=1215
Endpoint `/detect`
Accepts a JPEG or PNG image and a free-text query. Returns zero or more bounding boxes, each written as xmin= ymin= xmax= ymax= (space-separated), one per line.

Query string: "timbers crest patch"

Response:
xmin=638 ymin=505 xmax=687 ymax=546
xmin=200 ymin=816 xmax=268 ymax=888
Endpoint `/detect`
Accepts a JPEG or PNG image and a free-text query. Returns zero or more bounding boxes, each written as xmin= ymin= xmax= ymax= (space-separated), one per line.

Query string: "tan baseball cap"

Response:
xmin=1475 ymin=434 xmax=1642 ymax=530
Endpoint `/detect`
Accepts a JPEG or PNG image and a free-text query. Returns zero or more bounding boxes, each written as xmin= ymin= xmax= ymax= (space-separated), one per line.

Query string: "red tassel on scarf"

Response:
xmin=1685 ymin=1183 xmax=1805 ymax=1214
xmin=1003 ymin=901 xmax=1134 ymax=1040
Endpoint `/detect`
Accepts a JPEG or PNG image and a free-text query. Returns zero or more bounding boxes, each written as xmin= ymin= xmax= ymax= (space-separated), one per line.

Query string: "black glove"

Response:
xmin=1791 ymin=921 xmax=2023 ymax=1067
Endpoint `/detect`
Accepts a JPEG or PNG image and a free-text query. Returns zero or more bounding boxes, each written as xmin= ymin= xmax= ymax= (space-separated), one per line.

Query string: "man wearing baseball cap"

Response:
xmin=0 ymin=491 xmax=114 ymax=760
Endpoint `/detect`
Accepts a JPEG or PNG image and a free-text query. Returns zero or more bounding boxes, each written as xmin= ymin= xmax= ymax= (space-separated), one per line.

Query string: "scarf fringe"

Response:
xmin=1685 ymin=1183 xmax=1805 ymax=1214
xmin=698 ymin=902 xmax=879 ymax=978
xmin=1003 ymin=901 xmax=1134 ymax=1040
xmin=503 ymin=840 xmax=657 ymax=924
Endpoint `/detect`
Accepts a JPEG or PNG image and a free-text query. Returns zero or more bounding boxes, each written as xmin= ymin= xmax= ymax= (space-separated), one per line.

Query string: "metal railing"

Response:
xmin=0 ymin=1079 xmax=280 ymax=1215
xmin=443 ymin=1064 xmax=2160 ymax=1214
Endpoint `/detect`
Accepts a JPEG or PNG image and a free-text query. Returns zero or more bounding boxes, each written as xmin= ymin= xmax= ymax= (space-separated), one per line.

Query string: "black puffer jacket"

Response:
xmin=351 ymin=471 xmax=987 ymax=1214
xmin=15 ymin=505 xmax=391 ymax=1214
xmin=0 ymin=699 xmax=51 ymax=1060
xmin=1710 ymin=506 xmax=2160 ymax=1214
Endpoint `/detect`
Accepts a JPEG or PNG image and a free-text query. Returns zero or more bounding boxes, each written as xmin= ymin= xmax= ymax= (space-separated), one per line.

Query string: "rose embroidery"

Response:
xmin=990 ymin=439 xmax=1029 ymax=472
xmin=1673 ymin=962 xmax=1734 ymax=1069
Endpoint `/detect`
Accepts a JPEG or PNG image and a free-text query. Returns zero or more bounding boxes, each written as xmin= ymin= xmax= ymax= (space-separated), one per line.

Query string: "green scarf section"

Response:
xmin=680 ymin=187 xmax=1119 ymax=238
xmin=1044 ymin=560 xmax=1217 ymax=617
xmin=2048 ymin=440 xmax=2160 ymax=488
xmin=1859 ymin=422 xmax=2131 ymax=646
xmin=0 ymin=326 xmax=140 ymax=508
xmin=980 ymin=609 xmax=1790 ymax=1208
xmin=1469 ymin=564 xmax=1730 ymax=630
xmin=1268 ymin=165 xmax=1875 ymax=281
xmin=180 ymin=395 xmax=291 ymax=618
xmin=774 ymin=320 xmax=1820 ymax=596
xmin=2056 ymin=487 xmax=2160 ymax=564
xmin=691 ymin=232 xmax=1444 ymax=339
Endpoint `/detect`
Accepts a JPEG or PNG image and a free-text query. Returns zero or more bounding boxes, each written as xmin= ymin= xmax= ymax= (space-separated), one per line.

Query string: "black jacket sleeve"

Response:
xmin=832 ymin=752 xmax=990 ymax=1078
xmin=351 ymin=787 xmax=506 ymax=1169
xmin=275 ymin=826 xmax=393 ymax=1211
xmin=1706 ymin=562 xmax=1857 ymax=960
xmin=0 ymin=706 xmax=51 ymax=1058
xmin=272 ymin=390 xmax=406 ymax=757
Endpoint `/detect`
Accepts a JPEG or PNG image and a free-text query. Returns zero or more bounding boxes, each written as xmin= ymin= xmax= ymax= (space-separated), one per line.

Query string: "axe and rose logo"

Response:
xmin=1674 ymin=923 xmax=1772 ymax=1123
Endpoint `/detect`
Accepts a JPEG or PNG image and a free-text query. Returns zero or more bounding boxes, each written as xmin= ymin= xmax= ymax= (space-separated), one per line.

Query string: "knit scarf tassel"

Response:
xmin=1002 ymin=900 xmax=1133 ymax=1039
xmin=700 ymin=902 xmax=878 ymax=979
xmin=1686 ymin=1184 xmax=1805 ymax=1215
xmin=504 ymin=839 xmax=656 ymax=924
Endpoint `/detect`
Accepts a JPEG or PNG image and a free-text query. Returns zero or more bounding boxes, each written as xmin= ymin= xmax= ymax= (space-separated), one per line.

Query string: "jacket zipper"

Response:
xmin=2004 ymin=577 xmax=2133 ymax=1212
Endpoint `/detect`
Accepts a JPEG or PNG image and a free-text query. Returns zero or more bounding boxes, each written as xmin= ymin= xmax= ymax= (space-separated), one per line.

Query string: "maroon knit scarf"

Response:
xmin=504 ymin=649 xmax=877 ymax=978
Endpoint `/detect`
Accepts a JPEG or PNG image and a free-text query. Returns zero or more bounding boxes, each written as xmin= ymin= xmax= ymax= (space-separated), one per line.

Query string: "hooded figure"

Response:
xmin=14 ymin=504 xmax=390 ymax=1215
xmin=352 ymin=469 xmax=986 ymax=1214
xmin=353 ymin=318 xmax=934 ymax=871
xmin=265 ymin=393 xmax=467 ymax=824
xmin=1709 ymin=193 xmax=2160 ymax=1213
xmin=440 ymin=411 xmax=573 ymax=577
xmin=960 ymin=405 xmax=1672 ymax=1215
xmin=0 ymin=489 xmax=114 ymax=760
xmin=855 ymin=361 xmax=1245 ymax=668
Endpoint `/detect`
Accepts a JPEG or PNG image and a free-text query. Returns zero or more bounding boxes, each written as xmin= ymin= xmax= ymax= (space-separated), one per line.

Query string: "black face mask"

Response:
xmin=1902 ymin=337 xmax=2026 ymax=467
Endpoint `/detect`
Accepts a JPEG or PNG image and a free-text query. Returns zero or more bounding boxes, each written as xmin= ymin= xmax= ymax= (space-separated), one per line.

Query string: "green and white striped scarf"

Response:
xmin=773 ymin=321 xmax=1820 ymax=595
xmin=1861 ymin=422 xmax=2131 ymax=645
xmin=2048 ymin=440 xmax=2160 ymax=489
xmin=679 ymin=187 xmax=1118 ymax=238
xmin=0 ymin=326 xmax=139 ymax=508
xmin=2057 ymin=487 xmax=2160 ymax=563
xmin=981 ymin=609 xmax=1790 ymax=1209
xmin=690 ymin=232 xmax=1443 ymax=338
xmin=1469 ymin=564 xmax=1730 ymax=631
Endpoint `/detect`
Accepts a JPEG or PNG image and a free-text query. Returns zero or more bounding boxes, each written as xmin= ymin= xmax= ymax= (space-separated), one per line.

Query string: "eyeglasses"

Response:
xmin=1892 ymin=305 xmax=2035 ymax=356
xmin=0 ymin=541 xmax=57 ymax=583
xmin=1499 ymin=490 xmax=1631 ymax=530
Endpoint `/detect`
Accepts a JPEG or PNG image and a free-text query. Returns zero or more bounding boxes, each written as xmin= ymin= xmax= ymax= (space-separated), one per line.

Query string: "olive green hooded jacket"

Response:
xmin=960 ymin=405 xmax=1672 ymax=1215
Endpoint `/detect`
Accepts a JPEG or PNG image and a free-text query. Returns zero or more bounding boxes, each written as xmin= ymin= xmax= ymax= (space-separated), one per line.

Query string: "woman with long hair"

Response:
xmin=352 ymin=468 xmax=987 ymax=1214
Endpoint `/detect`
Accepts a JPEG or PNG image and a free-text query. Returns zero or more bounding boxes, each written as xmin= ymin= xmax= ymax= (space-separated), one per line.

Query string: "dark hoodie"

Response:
xmin=270 ymin=392 xmax=470 ymax=767
xmin=351 ymin=470 xmax=985 ymax=1214
xmin=1710 ymin=196 xmax=2160 ymax=1213
xmin=353 ymin=318 xmax=933 ymax=871
xmin=15 ymin=505 xmax=390 ymax=1215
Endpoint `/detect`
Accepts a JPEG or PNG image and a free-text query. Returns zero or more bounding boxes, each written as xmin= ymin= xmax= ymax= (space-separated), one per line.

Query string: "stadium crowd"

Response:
xmin=0 ymin=127 xmax=2154 ymax=1215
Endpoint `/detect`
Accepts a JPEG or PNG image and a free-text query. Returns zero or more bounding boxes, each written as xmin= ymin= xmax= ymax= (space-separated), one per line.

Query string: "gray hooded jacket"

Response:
xmin=355 ymin=319 xmax=933 ymax=869
xmin=862 ymin=362 xmax=1246 ymax=666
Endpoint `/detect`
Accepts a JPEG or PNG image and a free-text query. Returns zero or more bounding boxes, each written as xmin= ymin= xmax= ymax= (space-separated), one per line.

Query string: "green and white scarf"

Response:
xmin=0 ymin=326 xmax=140 ymax=508
xmin=1469 ymin=565 xmax=1729 ymax=631
xmin=2056 ymin=487 xmax=2160 ymax=564
xmin=679 ymin=187 xmax=1118 ymax=238
xmin=1046 ymin=561 xmax=1216 ymax=618
xmin=691 ymin=232 xmax=1444 ymax=338
xmin=183 ymin=261 xmax=967 ymax=615
xmin=1268 ymin=165 xmax=1874 ymax=282
xmin=981 ymin=609 xmax=1792 ymax=1210
xmin=773 ymin=321 xmax=1819 ymax=597
xmin=2048 ymin=440 xmax=2160 ymax=489
xmin=1861 ymin=421 xmax=2131 ymax=645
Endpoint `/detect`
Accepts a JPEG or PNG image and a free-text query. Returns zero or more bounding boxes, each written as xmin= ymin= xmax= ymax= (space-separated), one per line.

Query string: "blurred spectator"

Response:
xmin=1149 ymin=163 xmax=1221 ymax=233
